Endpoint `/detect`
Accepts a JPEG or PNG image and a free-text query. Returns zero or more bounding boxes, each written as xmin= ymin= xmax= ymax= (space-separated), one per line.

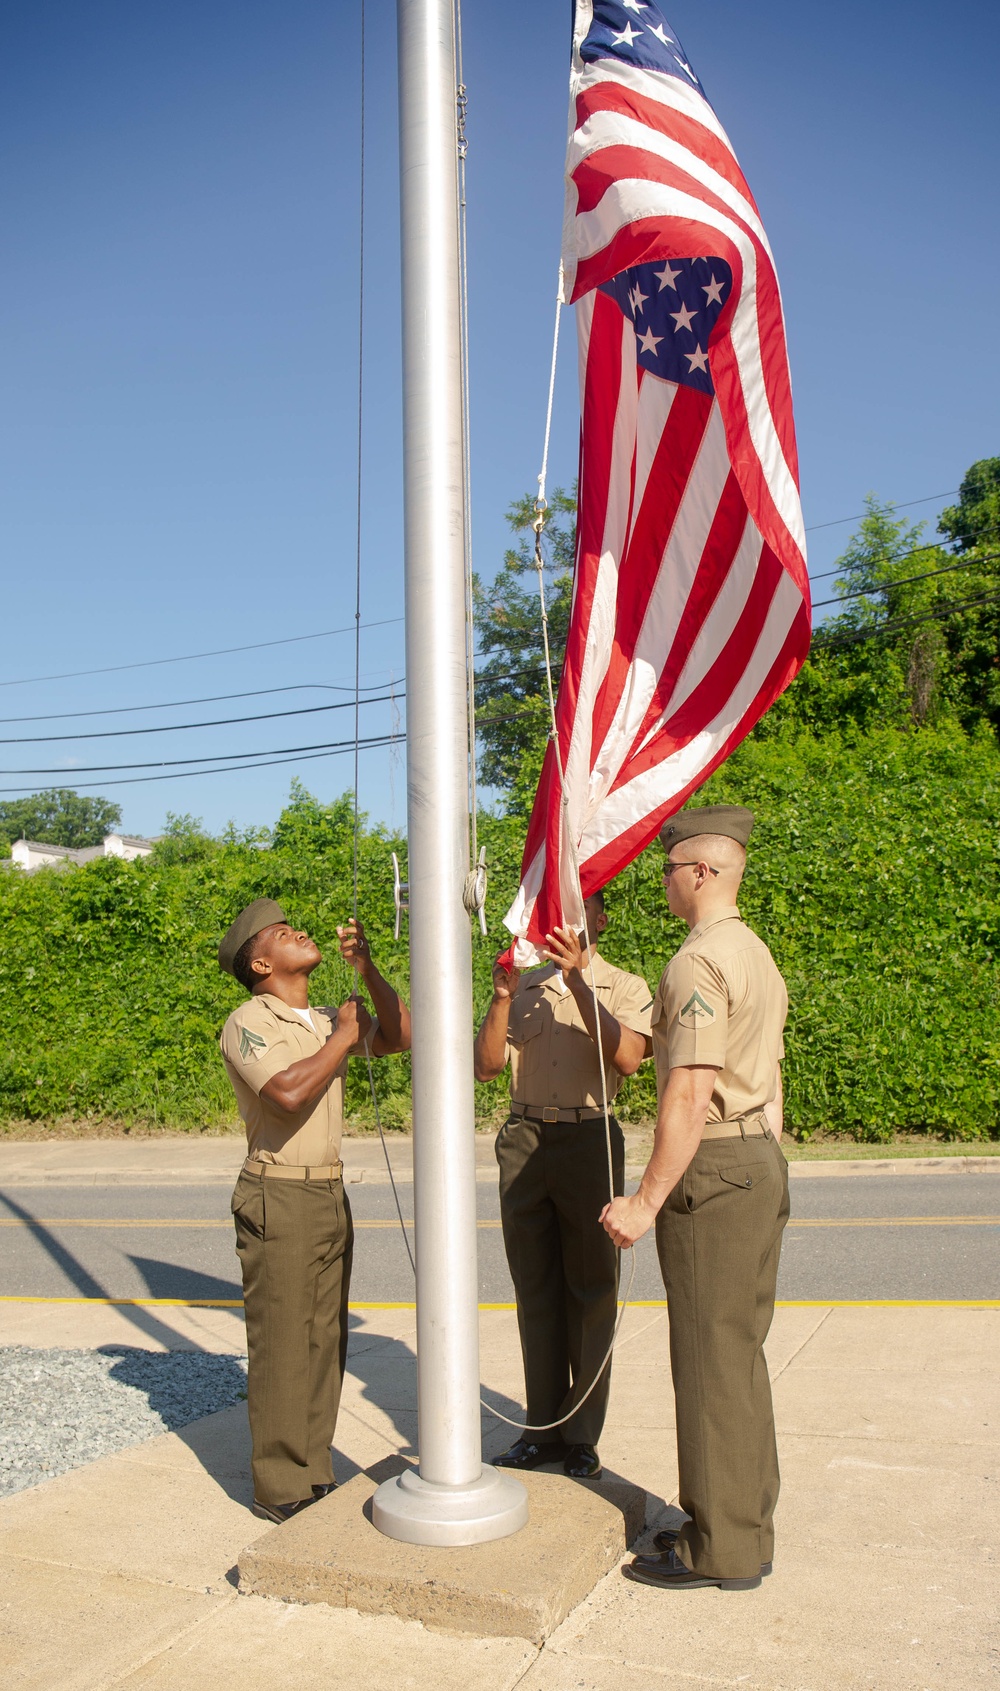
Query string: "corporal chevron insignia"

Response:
xmin=678 ymin=990 xmax=716 ymax=1028
xmin=238 ymin=1026 xmax=267 ymax=1061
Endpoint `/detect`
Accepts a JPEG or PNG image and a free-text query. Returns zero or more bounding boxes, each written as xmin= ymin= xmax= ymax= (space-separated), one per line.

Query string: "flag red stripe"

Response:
xmin=575 ymin=82 xmax=760 ymax=216
xmin=588 ymin=383 xmax=714 ymax=761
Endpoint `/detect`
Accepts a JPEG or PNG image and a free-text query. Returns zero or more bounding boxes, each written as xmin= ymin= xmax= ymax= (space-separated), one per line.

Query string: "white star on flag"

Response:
xmin=622 ymin=0 xmax=648 ymax=12
xmin=636 ymin=325 xmax=662 ymax=355
xmin=703 ymin=275 xmax=726 ymax=306
xmin=655 ymin=262 xmax=680 ymax=292
xmin=670 ymin=302 xmax=698 ymax=333
xmin=648 ymin=22 xmax=673 ymax=44
xmin=685 ymin=345 xmax=710 ymax=373
xmin=629 ymin=282 xmax=648 ymax=316
xmin=612 ymin=23 xmax=641 ymax=47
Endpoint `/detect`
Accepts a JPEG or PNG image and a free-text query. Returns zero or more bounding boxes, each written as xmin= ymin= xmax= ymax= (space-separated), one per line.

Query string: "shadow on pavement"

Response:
xmin=128 ymin=1254 xmax=242 ymax=1304
xmin=0 ymin=1190 xmax=213 ymax=1350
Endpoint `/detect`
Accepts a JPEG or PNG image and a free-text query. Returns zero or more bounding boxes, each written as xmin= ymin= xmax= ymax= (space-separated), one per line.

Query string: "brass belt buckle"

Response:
xmin=541 ymin=1107 xmax=560 ymax=1124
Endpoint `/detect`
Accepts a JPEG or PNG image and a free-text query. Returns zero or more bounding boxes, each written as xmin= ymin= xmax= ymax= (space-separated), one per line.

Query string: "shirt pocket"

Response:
xmin=507 ymin=991 xmax=547 ymax=1046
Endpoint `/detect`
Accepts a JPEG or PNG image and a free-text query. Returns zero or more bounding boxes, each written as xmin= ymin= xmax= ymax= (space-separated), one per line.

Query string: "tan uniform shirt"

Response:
xmin=220 ymin=993 xmax=359 ymax=1166
xmin=652 ymin=907 xmax=786 ymax=1125
xmin=506 ymin=952 xmax=654 ymax=1109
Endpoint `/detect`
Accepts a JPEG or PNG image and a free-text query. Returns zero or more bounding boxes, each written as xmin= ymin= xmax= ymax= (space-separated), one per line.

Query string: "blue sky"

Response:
xmin=2 ymin=0 xmax=997 ymax=839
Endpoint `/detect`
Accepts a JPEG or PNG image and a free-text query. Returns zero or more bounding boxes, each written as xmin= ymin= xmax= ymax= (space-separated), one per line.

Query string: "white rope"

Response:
xmin=482 ymin=273 xmax=638 ymax=1435
xmin=536 ymin=293 xmax=563 ymax=514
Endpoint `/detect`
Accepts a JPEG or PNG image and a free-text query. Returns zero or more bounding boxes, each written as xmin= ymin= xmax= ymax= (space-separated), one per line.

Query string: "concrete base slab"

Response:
xmin=238 ymin=1465 xmax=647 ymax=1644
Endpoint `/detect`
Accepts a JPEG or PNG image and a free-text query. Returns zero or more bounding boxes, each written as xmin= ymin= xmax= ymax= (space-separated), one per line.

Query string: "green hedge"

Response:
xmin=0 ymin=727 xmax=997 ymax=1141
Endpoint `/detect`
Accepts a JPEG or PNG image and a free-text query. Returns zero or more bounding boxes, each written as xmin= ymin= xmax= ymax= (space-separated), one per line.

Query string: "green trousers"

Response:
xmin=232 ymin=1168 xmax=353 ymax=1508
xmin=655 ymin=1130 xmax=789 ymax=1579
xmin=496 ymin=1114 xmax=624 ymax=1447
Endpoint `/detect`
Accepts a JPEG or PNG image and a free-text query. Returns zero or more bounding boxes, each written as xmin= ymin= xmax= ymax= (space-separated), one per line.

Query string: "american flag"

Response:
xmin=503 ymin=0 xmax=811 ymax=963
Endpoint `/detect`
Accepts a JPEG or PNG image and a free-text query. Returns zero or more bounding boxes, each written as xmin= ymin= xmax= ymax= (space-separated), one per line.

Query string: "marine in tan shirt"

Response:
xmin=221 ymin=995 xmax=352 ymax=1169
xmin=475 ymin=886 xmax=653 ymax=1479
xmin=651 ymin=906 xmax=787 ymax=1126
xmin=217 ymin=898 xmax=410 ymax=1524
xmin=601 ymin=805 xmax=790 ymax=1595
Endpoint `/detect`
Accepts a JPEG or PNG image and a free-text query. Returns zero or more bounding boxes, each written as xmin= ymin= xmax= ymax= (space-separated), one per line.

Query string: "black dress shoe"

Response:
xmin=311 ymin=1482 xmax=338 ymax=1499
xmin=652 ymin=1526 xmax=771 ymax=1575
xmin=251 ymin=1495 xmax=319 ymax=1525
xmin=623 ymin=1547 xmax=762 ymax=1592
xmin=563 ymin=1443 xmax=602 ymax=1479
xmin=492 ymin=1439 xmax=563 ymax=1470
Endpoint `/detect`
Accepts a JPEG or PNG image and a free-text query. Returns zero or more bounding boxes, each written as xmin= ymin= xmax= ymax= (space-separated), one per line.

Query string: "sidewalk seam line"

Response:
xmin=770 ymin=1304 xmax=835 ymax=1383
xmin=101 ymin=1589 xmax=240 ymax=1689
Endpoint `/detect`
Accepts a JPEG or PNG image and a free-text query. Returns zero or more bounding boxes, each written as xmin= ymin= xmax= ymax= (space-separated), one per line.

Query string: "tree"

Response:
xmin=934 ymin=459 xmax=1000 ymax=736
xmin=0 ymin=789 xmax=122 ymax=850
xmin=939 ymin=458 xmax=1000 ymax=554
xmin=473 ymin=487 xmax=576 ymax=810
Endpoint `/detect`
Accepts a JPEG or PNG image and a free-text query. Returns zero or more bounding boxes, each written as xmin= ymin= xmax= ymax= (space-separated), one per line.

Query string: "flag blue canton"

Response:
xmin=581 ymin=1 xmax=706 ymax=97
xmin=599 ymin=258 xmax=732 ymax=395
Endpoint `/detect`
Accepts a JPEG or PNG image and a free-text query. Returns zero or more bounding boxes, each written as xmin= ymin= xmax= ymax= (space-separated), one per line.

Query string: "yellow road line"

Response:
xmin=0 ymin=1215 xmax=996 ymax=1229
xmin=0 ymin=1296 xmax=998 ymax=1310
xmin=788 ymin=1216 xmax=999 ymax=1228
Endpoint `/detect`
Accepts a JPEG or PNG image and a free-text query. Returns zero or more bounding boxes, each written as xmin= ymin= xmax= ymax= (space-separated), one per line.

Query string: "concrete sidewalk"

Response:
xmin=2 ymin=1132 xmax=997 ymax=1185
xmin=2 ymin=1299 xmax=997 ymax=1689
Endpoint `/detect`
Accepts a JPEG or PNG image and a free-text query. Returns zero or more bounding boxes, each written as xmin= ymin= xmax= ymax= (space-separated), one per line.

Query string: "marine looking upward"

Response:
xmin=218 ymin=899 xmax=411 ymax=1524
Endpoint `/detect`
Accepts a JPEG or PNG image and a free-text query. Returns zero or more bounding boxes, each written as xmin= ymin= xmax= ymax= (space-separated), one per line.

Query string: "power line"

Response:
xmin=0 ymin=664 xmax=546 ymax=745
xmin=0 ymin=732 xmax=401 ymax=779
xmin=0 ymin=693 xmax=397 ymax=747
xmin=0 ymin=705 xmax=547 ymax=785
xmin=0 ymin=680 xmax=388 ymax=727
xmin=813 ymin=587 xmax=1000 ymax=651
xmin=0 ymin=737 xmax=398 ymax=797
xmin=0 ymin=616 xmax=404 ymax=691
xmin=804 ymin=489 xmax=959 ymax=535
xmin=811 ymin=549 xmax=1000 ymax=612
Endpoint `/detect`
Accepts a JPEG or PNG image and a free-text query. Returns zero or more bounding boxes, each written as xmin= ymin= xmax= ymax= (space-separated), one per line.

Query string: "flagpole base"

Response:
xmin=372 ymin=1464 xmax=528 ymax=1547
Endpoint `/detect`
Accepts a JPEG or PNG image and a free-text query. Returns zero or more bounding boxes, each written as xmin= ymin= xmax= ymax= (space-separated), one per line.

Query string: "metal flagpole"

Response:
xmin=372 ymin=0 xmax=528 ymax=1546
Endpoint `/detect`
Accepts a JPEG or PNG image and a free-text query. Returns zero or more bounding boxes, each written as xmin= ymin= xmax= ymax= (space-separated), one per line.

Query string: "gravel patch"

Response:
xmin=0 ymin=1347 xmax=248 ymax=1498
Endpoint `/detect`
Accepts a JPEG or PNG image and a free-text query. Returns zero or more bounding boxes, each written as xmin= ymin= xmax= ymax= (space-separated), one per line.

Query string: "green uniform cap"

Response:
xmin=218 ymin=898 xmax=287 ymax=975
xmin=659 ymin=804 xmax=754 ymax=850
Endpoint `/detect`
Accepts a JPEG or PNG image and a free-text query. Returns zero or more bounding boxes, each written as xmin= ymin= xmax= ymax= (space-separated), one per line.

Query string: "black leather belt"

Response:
xmin=509 ymin=1104 xmax=610 ymax=1125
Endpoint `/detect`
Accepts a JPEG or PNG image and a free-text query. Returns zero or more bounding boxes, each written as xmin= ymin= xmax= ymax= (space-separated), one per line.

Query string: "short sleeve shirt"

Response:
xmin=219 ymin=992 xmax=353 ymax=1166
xmin=652 ymin=907 xmax=787 ymax=1124
xmin=506 ymin=953 xmax=654 ymax=1109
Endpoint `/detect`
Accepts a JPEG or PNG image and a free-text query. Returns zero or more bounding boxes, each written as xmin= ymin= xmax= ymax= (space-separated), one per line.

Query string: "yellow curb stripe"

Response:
xmin=0 ymin=1214 xmax=997 ymax=1230
xmin=0 ymin=1296 xmax=998 ymax=1311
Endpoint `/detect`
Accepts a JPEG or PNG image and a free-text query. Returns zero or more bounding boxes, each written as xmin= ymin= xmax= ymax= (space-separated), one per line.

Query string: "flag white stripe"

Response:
xmin=571 ymin=108 xmax=773 ymax=262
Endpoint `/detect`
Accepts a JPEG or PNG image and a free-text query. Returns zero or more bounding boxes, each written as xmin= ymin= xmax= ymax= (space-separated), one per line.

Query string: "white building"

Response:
xmin=9 ymin=834 xmax=154 ymax=872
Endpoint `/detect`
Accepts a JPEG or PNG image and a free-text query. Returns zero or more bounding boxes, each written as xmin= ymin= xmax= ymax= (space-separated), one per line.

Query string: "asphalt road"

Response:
xmin=0 ymin=1172 xmax=997 ymax=1305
